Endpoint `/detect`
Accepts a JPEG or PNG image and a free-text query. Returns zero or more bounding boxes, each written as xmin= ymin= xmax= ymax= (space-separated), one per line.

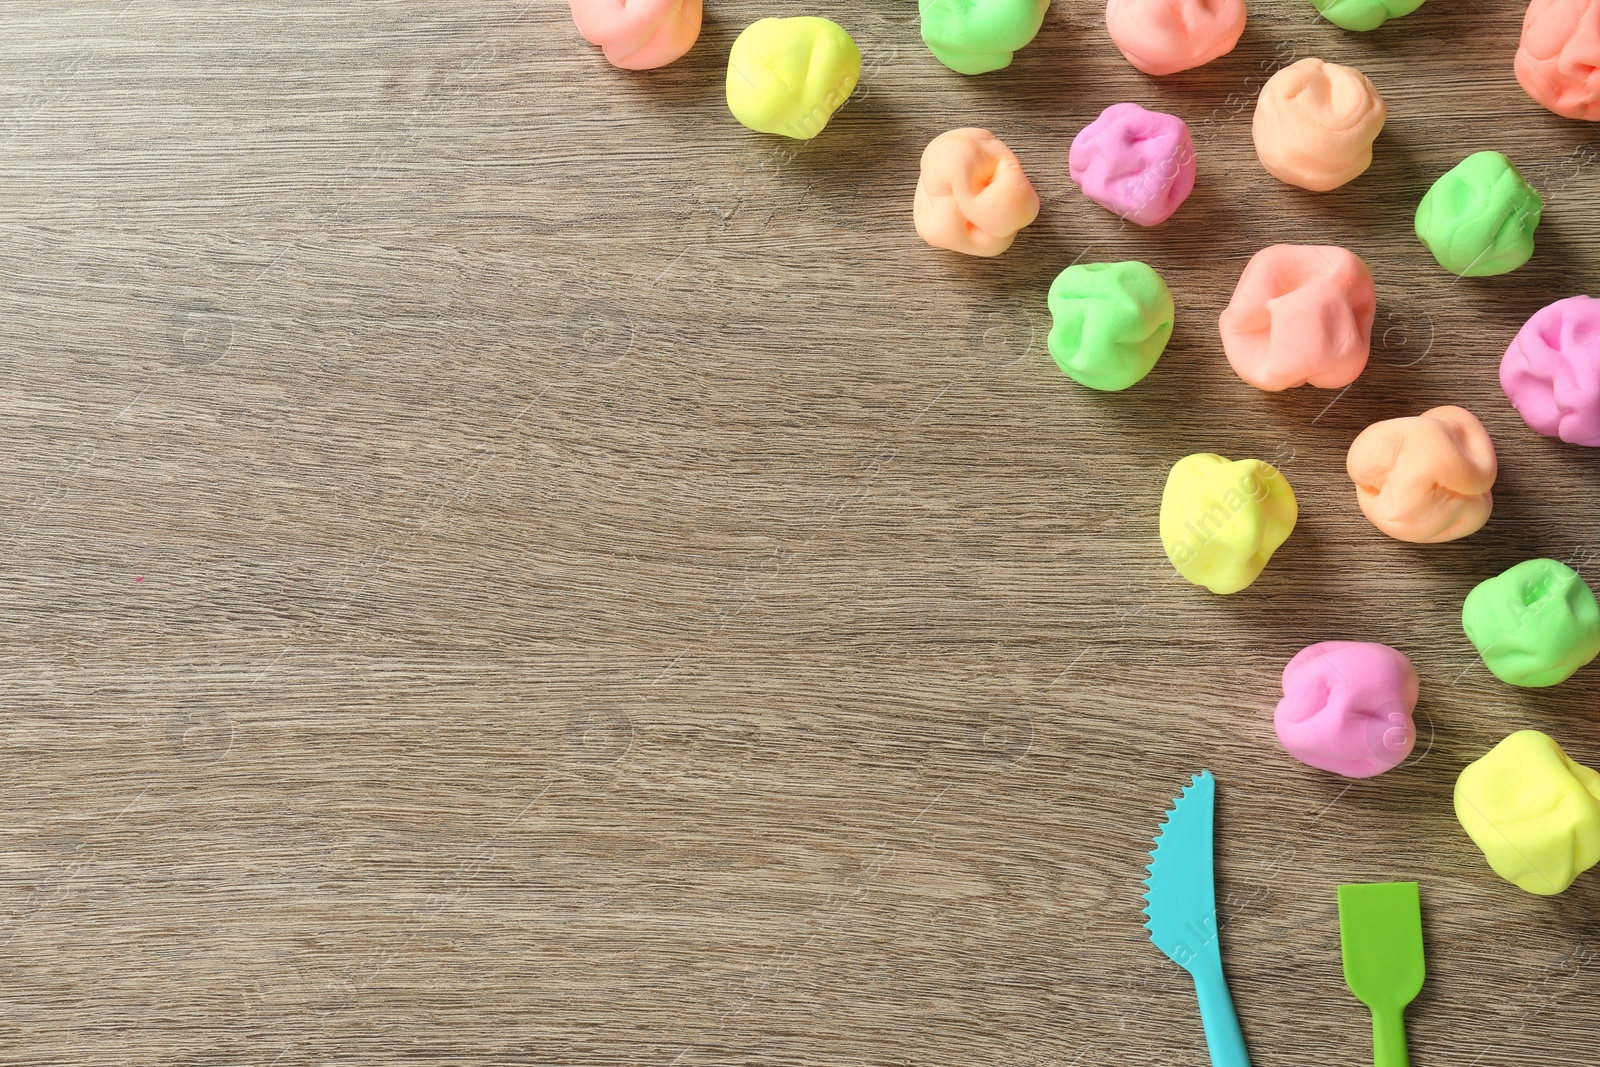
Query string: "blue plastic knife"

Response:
xmin=1142 ymin=771 xmax=1251 ymax=1067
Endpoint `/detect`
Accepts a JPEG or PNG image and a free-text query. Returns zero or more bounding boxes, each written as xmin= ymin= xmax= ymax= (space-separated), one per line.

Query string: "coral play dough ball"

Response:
xmin=1463 ymin=559 xmax=1600 ymax=688
xmin=1502 ymin=295 xmax=1600 ymax=446
xmin=1046 ymin=261 xmax=1174 ymax=391
xmin=919 ymin=0 xmax=1050 ymax=75
xmin=1219 ymin=244 xmax=1376 ymax=391
xmin=1456 ymin=730 xmax=1600 ymax=895
xmin=913 ymin=128 xmax=1040 ymax=257
xmin=568 ymin=0 xmax=703 ymax=70
xmin=1160 ymin=454 xmax=1298 ymax=595
xmin=1069 ymin=103 xmax=1196 ymax=226
xmin=1253 ymin=58 xmax=1386 ymax=191
xmin=1516 ymin=0 xmax=1600 ymax=121
xmin=1276 ymin=641 xmax=1419 ymax=778
xmin=1105 ymin=0 xmax=1245 ymax=75
xmin=1310 ymin=0 xmax=1427 ymax=31
xmin=726 ymin=18 xmax=862 ymax=140
xmin=1346 ymin=405 xmax=1497 ymax=543
xmin=1415 ymin=152 xmax=1543 ymax=276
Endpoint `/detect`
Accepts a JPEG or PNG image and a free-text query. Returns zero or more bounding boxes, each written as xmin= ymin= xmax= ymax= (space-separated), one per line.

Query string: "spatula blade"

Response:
xmin=1339 ymin=881 xmax=1425 ymax=1011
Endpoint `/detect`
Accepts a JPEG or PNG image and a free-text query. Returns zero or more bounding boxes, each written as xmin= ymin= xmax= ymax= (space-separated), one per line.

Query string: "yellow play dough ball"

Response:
xmin=1159 ymin=454 xmax=1297 ymax=595
xmin=726 ymin=17 xmax=862 ymax=140
xmin=1456 ymin=730 xmax=1600 ymax=895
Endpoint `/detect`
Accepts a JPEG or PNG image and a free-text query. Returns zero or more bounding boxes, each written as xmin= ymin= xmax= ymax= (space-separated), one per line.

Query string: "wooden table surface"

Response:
xmin=2 ymin=2 xmax=1598 ymax=1064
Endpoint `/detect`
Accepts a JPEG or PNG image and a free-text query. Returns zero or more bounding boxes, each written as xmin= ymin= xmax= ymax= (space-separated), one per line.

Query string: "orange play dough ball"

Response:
xmin=913 ymin=128 xmax=1040 ymax=258
xmin=569 ymin=0 xmax=702 ymax=70
xmin=1219 ymin=245 xmax=1376 ymax=392
xmin=1515 ymin=0 xmax=1600 ymax=121
xmin=1347 ymin=406 xmax=1498 ymax=544
xmin=1106 ymin=0 xmax=1246 ymax=75
xmin=1253 ymin=58 xmax=1386 ymax=191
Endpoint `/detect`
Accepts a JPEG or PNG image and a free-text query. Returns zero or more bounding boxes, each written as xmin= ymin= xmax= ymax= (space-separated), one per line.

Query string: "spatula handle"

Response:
xmin=1192 ymin=957 xmax=1250 ymax=1067
xmin=1372 ymin=1008 xmax=1409 ymax=1067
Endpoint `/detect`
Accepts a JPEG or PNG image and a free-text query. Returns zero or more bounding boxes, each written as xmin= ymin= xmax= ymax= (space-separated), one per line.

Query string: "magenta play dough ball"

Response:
xmin=1275 ymin=641 xmax=1419 ymax=777
xmin=1069 ymin=102 xmax=1196 ymax=227
xmin=1501 ymin=295 xmax=1600 ymax=446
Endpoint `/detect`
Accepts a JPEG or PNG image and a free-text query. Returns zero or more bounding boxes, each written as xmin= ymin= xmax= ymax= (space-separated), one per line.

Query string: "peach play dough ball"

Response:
xmin=1106 ymin=0 xmax=1246 ymax=74
xmin=914 ymin=128 xmax=1040 ymax=257
xmin=1346 ymin=405 xmax=1497 ymax=543
xmin=1253 ymin=58 xmax=1386 ymax=191
xmin=1516 ymin=0 xmax=1600 ymax=121
xmin=568 ymin=0 xmax=702 ymax=70
xmin=1219 ymin=245 xmax=1376 ymax=391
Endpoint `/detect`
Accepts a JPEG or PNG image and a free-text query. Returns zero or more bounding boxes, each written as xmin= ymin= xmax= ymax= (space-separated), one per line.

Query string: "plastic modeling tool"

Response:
xmin=1142 ymin=771 xmax=1251 ymax=1067
xmin=1339 ymin=882 xmax=1425 ymax=1067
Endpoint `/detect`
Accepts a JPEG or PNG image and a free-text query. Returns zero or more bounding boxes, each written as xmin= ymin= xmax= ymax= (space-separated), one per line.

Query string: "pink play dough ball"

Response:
xmin=1501 ymin=295 xmax=1600 ymax=447
xmin=1105 ymin=0 xmax=1247 ymax=75
xmin=1219 ymin=244 xmax=1376 ymax=392
xmin=1515 ymin=0 xmax=1600 ymax=121
xmin=1068 ymin=102 xmax=1196 ymax=227
xmin=1275 ymin=641 xmax=1418 ymax=778
xmin=568 ymin=0 xmax=702 ymax=70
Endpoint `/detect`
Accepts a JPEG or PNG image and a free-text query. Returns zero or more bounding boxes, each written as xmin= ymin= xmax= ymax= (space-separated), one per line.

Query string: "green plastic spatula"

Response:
xmin=1338 ymin=882 xmax=1425 ymax=1067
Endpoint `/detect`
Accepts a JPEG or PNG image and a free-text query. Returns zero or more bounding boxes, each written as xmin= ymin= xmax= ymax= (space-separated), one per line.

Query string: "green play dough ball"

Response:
xmin=919 ymin=0 xmax=1049 ymax=75
xmin=1046 ymin=261 xmax=1174 ymax=392
xmin=1310 ymin=0 xmax=1426 ymax=31
xmin=1415 ymin=151 xmax=1543 ymax=277
xmin=1463 ymin=559 xmax=1600 ymax=687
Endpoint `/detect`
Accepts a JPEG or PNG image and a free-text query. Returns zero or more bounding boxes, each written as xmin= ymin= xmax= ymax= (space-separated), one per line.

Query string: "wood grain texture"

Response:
xmin=0 ymin=1 xmax=1598 ymax=1064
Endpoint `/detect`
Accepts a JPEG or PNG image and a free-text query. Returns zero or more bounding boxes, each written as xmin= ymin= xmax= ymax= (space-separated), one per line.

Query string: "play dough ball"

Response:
xmin=913 ymin=128 xmax=1040 ymax=257
xmin=1276 ymin=641 xmax=1418 ymax=778
xmin=568 ymin=0 xmax=703 ymax=69
xmin=919 ymin=0 xmax=1050 ymax=75
xmin=1456 ymin=730 xmax=1600 ymax=895
xmin=1160 ymin=454 xmax=1297 ymax=595
xmin=1105 ymin=0 xmax=1246 ymax=75
xmin=1516 ymin=0 xmax=1600 ymax=120
xmin=1462 ymin=559 xmax=1600 ymax=687
xmin=1046 ymin=262 xmax=1174 ymax=390
xmin=1219 ymin=244 xmax=1376 ymax=391
xmin=1502 ymin=296 xmax=1600 ymax=445
xmin=1346 ymin=405 xmax=1497 ymax=543
xmin=726 ymin=18 xmax=861 ymax=140
xmin=1415 ymin=152 xmax=1542 ymax=277
xmin=1069 ymin=103 xmax=1196 ymax=226
xmin=1310 ymin=0 xmax=1426 ymax=31
xmin=1253 ymin=58 xmax=1386 ymax=191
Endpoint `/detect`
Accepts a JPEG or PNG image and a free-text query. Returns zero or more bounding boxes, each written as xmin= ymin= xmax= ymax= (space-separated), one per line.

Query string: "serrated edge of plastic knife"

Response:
xmin=1140 ymin=769 xmax=1214 ymax=934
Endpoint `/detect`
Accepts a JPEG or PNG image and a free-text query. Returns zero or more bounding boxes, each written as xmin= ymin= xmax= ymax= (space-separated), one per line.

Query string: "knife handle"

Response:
xmin=1191 ymin=957 xmax=1250 ymax=1067
xmin=1372 ymin=1008 xmax=1409 ymax=1067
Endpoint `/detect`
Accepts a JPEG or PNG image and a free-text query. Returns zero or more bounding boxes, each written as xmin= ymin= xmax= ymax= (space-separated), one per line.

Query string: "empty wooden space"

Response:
xmin=0 ymin=2 xmax=1597 ymax=1064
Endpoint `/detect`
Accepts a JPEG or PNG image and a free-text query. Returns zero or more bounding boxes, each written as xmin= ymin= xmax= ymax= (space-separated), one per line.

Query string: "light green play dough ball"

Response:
xmin=919 ymin=0 xmax=1049 ymax=75
xmin=1463 ymin=559 xmax=1600 ymax=687
xmin=1310 ymin=0 xmax=1427 ymax=31
xmin=1046 ymin=261 xmax=1174 ymax=392
xmin=1415 ymin=151 xmax=1543 ymax=277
